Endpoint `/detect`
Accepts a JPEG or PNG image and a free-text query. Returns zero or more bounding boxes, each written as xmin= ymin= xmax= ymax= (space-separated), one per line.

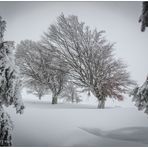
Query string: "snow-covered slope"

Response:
xmin=6 ymin=100 xmax=148 ymax=147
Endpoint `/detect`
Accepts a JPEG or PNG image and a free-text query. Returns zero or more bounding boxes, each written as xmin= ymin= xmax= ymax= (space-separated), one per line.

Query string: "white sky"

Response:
xmin=0 ymin=1 xmax=148 ymax=85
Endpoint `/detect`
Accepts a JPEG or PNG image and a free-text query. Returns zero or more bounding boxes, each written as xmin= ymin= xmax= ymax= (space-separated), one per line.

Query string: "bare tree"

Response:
xmin=26 ymin=79 xmax=49 ymax=100
xmin=60 ymin=81 xmax=81 ymax=103
xmin=16 ymin=40 xmax=68 ymax=104
xmin=39 ymin=49 xmax=68 ymax=104
xmin=42 ymin=13 xmax=135 ymax=108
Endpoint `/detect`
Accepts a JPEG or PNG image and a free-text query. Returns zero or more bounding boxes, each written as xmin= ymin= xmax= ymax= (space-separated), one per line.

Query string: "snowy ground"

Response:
xmin=5 ymin=91 xmax=148 ymax=147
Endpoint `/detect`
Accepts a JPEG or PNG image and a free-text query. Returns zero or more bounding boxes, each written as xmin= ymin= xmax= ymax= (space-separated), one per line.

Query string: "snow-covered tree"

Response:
xmin=131 ymin=75 xmax=148 ymax=114
xmin=15 ymin=40 xmax=41 ymax=82
xmin=16 ymin=40 xmax=68 ymax=104
xmin=38 ymin=46 xmax=68 ymax=104
xmin=0 ymin=107 xmax=13 ymax=146
xmin=139 ymin=2 xmax=148 ymax=32
xmin=0 ymin=16 xmax=24 ymax=146
xmin=42 ymin=13 xmax=135 ymax=108
xmin=60 ymin=81 xmax=81 ymax=103
xmin=26 ymin=79 xmax=49 ymax=100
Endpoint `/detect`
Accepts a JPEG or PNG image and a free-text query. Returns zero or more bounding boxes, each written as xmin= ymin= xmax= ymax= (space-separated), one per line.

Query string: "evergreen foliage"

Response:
xmin=131 ymin=76 xmax=148 ymax=114
xmin=0 ymin=16 xmax=24 ymax=146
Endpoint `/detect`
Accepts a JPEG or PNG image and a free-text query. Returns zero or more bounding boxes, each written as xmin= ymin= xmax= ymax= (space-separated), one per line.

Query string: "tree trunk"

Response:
xmin=52 ymin=95 xmax=58 ymax=104
xmin=71 ymin=92 xmax=74 ymax=103
xmin=38 ymin=95 xmax=42 ymax=100
xmin=71 ymin=96 xmax=74 ymax=103
xmin=72 ymin=99 xmax=74 ymax=103
xmin=97 ymin=99 xmax=105 ymax=109
xmin=96 ymin=95 xmax=106 ymax=109
xmin=93 ymin=87 xmax=106 ymax=109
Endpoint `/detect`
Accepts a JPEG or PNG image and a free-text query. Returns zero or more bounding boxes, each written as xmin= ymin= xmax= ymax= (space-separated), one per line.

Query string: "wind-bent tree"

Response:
xmin=42 ymin=14 xmax=135 ymax=108
xmin=16 ymin=40 xmax=68 ymax=104
xmin=0 ymin=16 xmax=24 ymax=146
xmin=130 ymin=75 xmax=148 ymax=114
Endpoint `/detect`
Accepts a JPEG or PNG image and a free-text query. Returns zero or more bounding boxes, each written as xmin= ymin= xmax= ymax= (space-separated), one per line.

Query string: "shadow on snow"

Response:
xmin=79 ymin=126 xmax=148 ymax=144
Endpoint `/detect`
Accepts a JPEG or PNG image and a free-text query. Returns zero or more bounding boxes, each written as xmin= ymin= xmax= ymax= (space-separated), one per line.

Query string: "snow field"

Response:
xmin=6 ymin=101 xmax=148 ymax=147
